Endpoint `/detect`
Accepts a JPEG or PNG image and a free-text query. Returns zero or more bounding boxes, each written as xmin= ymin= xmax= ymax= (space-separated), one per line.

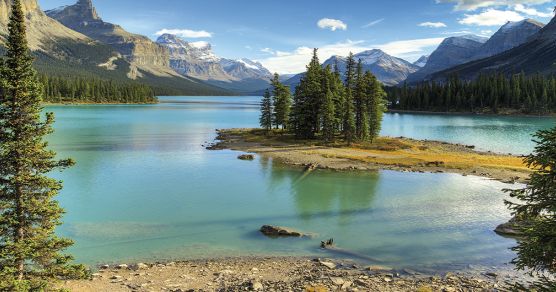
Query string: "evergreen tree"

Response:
xmin=0 ymin=1 xmax=87 ymax=290
xmin=259 ymin=89 xmax=273 ymax=131
xmin=366 ymin=72 xmax=386 ymax=142
xmin=321 ymin=67 xmax=336 ymax=143
xmin=291 ymin=49 xmax=323 ymax=139
xmin=354 ymin=60 xmax=369 ymax=140
xmin=343 ymin=53 xmax=356 ymax=145
xmin=505 ymin=127 xmax=556 ymax=291
xmin=271 ymin=73 xmax=291 ymax=129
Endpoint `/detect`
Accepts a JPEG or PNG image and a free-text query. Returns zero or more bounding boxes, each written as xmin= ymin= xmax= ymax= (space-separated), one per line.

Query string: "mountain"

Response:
xmin=406 ymin=35 xmax=487 ymax=83
xmin=413 ymin=55 xmax=429 ymax=68
xmin=45 ymin=0 xmax=177 ymax=79
xmin=473 ymin=19 xmax=543 ymax=60
xmin=156 ymin=34 xmax=272 ymax=93
xmin=407 ymin=20 xmax=543 ymax=84
xmin=0 ymin=0 xmax=231 ymax=96
xmin=430 ymin=15 xmax=556 ymax=80
xmin=284 ymin=49 xmax=419 ymax=90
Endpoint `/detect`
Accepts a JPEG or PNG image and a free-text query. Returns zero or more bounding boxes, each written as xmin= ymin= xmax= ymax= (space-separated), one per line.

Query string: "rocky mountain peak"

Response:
xmin=45 ymin=0 xmax=100 ymax=23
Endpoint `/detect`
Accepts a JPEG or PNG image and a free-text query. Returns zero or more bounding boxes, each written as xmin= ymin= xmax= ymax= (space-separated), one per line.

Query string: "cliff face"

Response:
xmin=0 ymin=0 xmax=90 ymax=51
xmin=46 ymin=0 xmax=175 ymax=77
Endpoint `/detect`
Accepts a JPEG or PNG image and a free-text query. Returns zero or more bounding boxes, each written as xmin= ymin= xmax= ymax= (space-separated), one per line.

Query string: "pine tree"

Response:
xmin=271 ymin=73 xmax=291 ymax=129
xmin=260 ymin=89 xmax=273 ymax=131
xmin=505 ymin=127 xmax=556 ymax=290
xmin=343 ymin=53 xmax=356 ymax=145
xmin=354 ymin=60 xmax=369 ymax=140
xmin=366 ymin=72 xmax=386 ymax=142
xmin=0 ymin=1 xmax=87 ymax=290
xmin=321 ymin=67 xmax=336 ymax=143
xmin=291 ymin=49 xmax=323 ymax=139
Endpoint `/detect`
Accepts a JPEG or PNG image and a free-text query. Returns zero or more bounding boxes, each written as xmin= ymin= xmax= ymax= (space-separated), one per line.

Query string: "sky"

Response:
xmin=38 ymin=0 xmax=556 ymax=74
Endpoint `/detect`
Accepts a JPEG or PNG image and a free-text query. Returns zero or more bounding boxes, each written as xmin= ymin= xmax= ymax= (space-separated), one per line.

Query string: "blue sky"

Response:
xmin=38 ymin=0 xmax=556 ymax=74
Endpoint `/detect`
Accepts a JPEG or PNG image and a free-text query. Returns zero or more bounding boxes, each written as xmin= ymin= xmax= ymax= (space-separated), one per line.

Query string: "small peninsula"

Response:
xmin=211 ymin=128 xmax=531 ymax=184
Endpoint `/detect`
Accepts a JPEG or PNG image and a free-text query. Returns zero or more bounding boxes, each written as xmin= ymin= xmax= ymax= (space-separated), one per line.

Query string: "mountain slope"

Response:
xmin=473 ymin=19 xmax=543 ymax=60
xmin=413 ymin=55 xmax=429 ymax=68
xmin=45 ymin=0 xmax=177 ymax=79
xmin=284 ymin=49 xmax=418 ymax=90
xmin=406 ymin=35 xmax=487 ymax=83
xmin=156 ymin=34 xmax=272 ymax=93
xmin=431 ymin=15 xmax=556 ymax=80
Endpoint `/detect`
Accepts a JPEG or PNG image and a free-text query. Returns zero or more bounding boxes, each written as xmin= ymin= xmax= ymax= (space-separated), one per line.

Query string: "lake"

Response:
xmin=46 ymin=96 xmax=555 ymax=271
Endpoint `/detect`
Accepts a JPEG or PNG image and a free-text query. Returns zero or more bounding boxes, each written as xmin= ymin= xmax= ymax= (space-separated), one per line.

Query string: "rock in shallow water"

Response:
xmin=260 ymin=225 xmax=304 ymax=237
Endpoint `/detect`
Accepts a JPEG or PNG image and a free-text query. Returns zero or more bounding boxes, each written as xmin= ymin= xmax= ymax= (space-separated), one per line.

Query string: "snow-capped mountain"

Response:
xmin=220 ymin=58 xmax=272 ymax=80
xmin=413 ymin=55 xmax=429 ymax=67
xmin=284 ymin=49 xmax=419 ymax=89
xmin=156 ymin=34 xmax=272 ymax=92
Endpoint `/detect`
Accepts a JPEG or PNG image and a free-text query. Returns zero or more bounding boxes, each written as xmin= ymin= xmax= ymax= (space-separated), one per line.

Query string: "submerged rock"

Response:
xmin=238 ymin=154 xmax=255 ymax=160
xmin=260 ymin=225 xmax=304 ymax=237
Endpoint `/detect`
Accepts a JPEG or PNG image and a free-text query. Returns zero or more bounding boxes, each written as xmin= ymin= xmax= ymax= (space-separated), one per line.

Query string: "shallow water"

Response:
xmin=45 ymin=96 xmax=553 ymax=270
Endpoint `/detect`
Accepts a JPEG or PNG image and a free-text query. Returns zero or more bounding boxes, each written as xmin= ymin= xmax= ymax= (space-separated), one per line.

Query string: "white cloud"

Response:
xmin=258 ymin=38 xmax=444 ymax=74
xmin=362 ymin=18 xmax=385 ymax=28
xmin=459 ymin=9 xmax=524 ymax=26
xmin=419 ymin=22 xmax=448 ymax=28
xmin=154 ymin=28 xmax=212 ymax=38
xmin=261 ymin=48 xmax=274 ymax=54
xmin=436 ymin=0 xmax=553 ymax=11
xmin=317 ymin=18 xmax=348 ymax=31
xmin=514 ymin=4 xmax=553 ymax=17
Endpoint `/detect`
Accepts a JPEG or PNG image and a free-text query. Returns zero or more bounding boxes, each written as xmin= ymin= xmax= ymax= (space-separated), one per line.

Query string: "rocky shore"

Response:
xmin=209 ymin=128 xmax=531 ymax=184
xmin=62 ymin=257 xmax=519 ymax=291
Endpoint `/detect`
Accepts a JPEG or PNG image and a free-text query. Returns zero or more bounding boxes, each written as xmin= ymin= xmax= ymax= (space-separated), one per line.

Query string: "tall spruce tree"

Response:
xmin=260 ymin=89 xmax=273 ymax=131
xmin=366 ymin=72 xmax=386 ymax=142
xmin=343 ymin=53 xmax=356 ymax=145
xmin=0 ymin=0 xmax=87 ymax=290
xmin=354 ymin=60 xmax=369 ymax=140
xmin=271 ymin=73 xmax=291 ymax=129
xmin=505 ymin=127 xmax=556 ymax=291
xmin=291 ymin=49 xmax=323 ymax=139
xmin=321 ymin=66 xmax=336 ymax=143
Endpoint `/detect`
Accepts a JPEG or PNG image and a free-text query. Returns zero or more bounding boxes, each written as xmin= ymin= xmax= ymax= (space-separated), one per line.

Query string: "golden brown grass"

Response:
xmin=219 ymin=128 xmax=528 ymax=174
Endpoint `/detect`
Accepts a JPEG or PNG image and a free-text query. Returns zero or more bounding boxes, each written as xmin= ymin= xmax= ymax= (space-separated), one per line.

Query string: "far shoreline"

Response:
xmin=387 ymin=109 xmax=556 ymax=118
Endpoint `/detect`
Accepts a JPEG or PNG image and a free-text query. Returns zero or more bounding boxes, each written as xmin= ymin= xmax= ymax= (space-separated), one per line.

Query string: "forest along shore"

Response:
xmin=62 ymin=257 xmax=511 ymax=291
xmin=210 ymin=128 xmax=531 ymax=184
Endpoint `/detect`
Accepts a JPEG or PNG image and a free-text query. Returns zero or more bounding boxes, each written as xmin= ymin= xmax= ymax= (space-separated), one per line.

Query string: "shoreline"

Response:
xmin=62 ymin=256 xmax=521 ymax=291
xmin=210 ymin=128 xmax=531 ymax=184
xmin=387 ymin=109 xmax=556 ymax=118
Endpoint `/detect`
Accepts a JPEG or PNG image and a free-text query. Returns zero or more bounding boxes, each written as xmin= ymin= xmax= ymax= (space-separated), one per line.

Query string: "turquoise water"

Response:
xmin=45 ymin=96 xmax=555 ymax=271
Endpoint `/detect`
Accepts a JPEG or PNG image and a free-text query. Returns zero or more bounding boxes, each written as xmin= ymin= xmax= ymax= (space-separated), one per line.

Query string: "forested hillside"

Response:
xmin=389 ymin=73 xmax=556 ymax=114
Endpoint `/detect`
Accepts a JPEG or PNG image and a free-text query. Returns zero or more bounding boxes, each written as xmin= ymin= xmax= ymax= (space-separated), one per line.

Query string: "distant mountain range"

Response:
xmin=156 ymin=34 xmax=272 ymax=93
xmin=284 ymin=49 xmax=420 ymax=90
xmin=407 ymin=19 xmax=544 ymax=83
xmin=430 ymin=17 xmax=556 ymax=81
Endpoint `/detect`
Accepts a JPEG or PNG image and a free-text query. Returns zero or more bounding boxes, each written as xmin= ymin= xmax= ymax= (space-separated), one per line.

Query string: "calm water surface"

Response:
xmin=46 ymin=96 xmax=555 ymax=271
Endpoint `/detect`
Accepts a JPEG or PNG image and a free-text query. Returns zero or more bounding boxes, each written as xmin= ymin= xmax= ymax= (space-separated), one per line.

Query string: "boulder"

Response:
xmin=238 ymin=154 xmax=255 ymax=160
xmin=495 ymin=216 xmax=529 ymax=236
xmin=260 ymin=225 xmax=304 ymax=237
